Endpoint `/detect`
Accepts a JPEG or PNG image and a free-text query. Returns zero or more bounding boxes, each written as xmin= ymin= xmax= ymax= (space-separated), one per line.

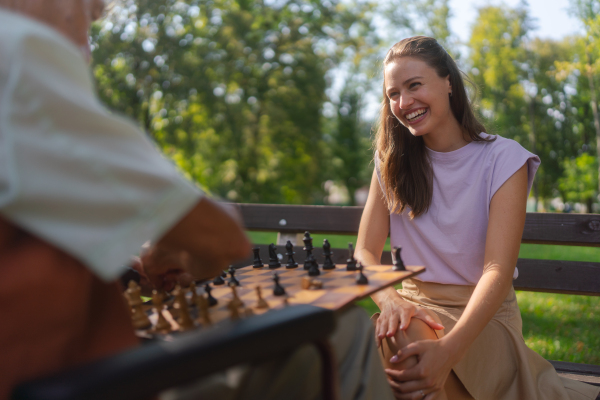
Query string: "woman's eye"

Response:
xmin=409 ymin=82 xmax=421 ymax=89
xmin=388 ymin=91 xmax=399 ymax=98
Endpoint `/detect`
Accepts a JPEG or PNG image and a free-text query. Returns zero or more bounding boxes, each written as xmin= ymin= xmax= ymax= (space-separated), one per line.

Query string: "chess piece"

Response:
xmin=196 ymin=295 xmax=212 ymax=326
xmin=213 ymin=271 xmax=227 ymax=286
xmin=268 ymin=243 xmax=281 ymax=269
xmin=303 ymin=231 xmax=315 ymax=270
xmin=356 ymin=262 xmax=369 ymax=285
xmin=173 ymin=285 xmax=194 ymax=331
xmin=243 ymin=307 xmax=254 ymax=317
xmin=392 ymin=246 xmax=406 ymax=271
xmin=255 ymin=286 xmax=269 ymax=309
xmin=252 ymin=247 xmax=264 ymax=268
xmin=230 ymin=282 xmax=244 ymax=308
xmin=229 ymin=265 xmax=240 ymax=286
xmin=322 ymin=239 xmax=335 ymax=270
xmin=285 ymin=240 xmax=299 ymax=269
xmin=189 ymin=282 xmax=198 ymax=305
xmin=272 ymin=272 xmax=286 ymax=296
xmin=346 ymin=243 xmax=357 ymax=271
xmin=204 ymin=283 xmax=218 ymax=307
xmin=125 ymin=280 xmax=151 ymax=330
xmin=222 ymin=270 xmax=227 ymax=278
xmin=307 ymin=254 xmax=320 ymax=276
xmin=302 ymin=277 xmax=323 ymax=290
xmin=228 ymin=300 xmax=240 ymax=320
xmin=151 ymin=289 xmax=171 ymax=333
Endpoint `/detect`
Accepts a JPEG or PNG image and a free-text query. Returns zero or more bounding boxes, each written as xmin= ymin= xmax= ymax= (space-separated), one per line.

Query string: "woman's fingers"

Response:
xmin=386 ymin=313 xmax=400 ymax=337
xmin=414 ymin=309 xmax=445 ymax=331
xmin=398 ymin=307 xmax=414 ymax=330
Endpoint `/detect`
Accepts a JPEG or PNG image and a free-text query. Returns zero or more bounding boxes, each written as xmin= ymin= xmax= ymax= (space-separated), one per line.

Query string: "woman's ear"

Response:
xmin=446 ymin=75 xmax=452 ymax=96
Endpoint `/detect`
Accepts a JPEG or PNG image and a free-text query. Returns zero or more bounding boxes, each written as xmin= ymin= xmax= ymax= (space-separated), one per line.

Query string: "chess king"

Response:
xmin=0 ymin=1 xmax=396 ymax=399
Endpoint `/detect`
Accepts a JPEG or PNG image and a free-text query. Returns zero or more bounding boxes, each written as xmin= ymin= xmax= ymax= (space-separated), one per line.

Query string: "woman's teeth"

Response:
xmin=406 ymin=109 xmax=427 ymax=121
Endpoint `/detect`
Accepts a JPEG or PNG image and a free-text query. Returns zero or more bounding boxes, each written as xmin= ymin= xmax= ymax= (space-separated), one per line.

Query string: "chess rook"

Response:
xmin=252 ymin=247 xmax=264 ymax=268
xmin=346 ymin=243 xmax=357 ymax=271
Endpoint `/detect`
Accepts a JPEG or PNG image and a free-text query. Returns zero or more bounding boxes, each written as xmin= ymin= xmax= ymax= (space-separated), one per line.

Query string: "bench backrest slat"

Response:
xmin=234 ymin=204 xmax=600 ymax=247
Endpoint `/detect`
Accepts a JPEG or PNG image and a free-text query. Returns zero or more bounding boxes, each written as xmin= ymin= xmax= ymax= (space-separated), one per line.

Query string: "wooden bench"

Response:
xmin=232 ymin=203 xmax=600 ymax=393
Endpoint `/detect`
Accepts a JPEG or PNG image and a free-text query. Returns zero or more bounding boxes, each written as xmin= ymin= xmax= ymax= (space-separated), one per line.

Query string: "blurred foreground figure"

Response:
xmin=0 ymin=1 xmax=394 ymax=400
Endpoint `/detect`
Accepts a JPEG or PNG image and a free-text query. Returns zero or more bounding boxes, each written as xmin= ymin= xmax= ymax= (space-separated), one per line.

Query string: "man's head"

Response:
xmin=0 ymin=0 xmax=105 ymax=60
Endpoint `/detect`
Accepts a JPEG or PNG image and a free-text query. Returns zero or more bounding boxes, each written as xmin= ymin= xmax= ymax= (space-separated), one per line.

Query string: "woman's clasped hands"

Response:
xmin=375 ymin=293 xmax=462 ymax=399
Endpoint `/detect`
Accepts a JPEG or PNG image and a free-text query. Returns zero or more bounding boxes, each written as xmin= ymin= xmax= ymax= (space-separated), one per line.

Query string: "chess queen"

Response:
xmin=355 ymin=36 xmax=599 ymax=400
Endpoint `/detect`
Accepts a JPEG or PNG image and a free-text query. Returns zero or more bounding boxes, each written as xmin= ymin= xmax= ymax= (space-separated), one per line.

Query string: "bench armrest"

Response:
xmin=12 ymin=305 xmax=335 ymax=400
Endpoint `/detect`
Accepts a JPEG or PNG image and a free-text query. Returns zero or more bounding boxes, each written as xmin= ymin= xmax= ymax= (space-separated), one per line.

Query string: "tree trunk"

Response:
xmin=586 ymin=52 xmax=600 ymax=210
xmin=529 ymin=96 xmax=538 ymax=212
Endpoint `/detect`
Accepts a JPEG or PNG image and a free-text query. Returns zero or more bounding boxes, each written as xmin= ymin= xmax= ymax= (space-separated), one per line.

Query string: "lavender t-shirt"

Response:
xmin=375 ymin=134 xmax=540 ymax=285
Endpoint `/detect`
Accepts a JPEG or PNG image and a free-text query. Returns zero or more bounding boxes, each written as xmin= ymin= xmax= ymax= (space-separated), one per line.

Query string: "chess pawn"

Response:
xmin=272 ymin=272 xmax=286 ymax=296
xmin=346 ymin=243 xmax=357 ymax=271
xmin=285 ymin=240 xmax=299 ymax=269
xmin=204 ymin=283 xmax=218 ymax=307
xmin=189 ymin=282 xmax=198 ymax=305
xmin=229 ymin=282 xmax=244 ymax=308
xmin=196 ymin=295 xmax=212 ymax=326
xmin=252 ymin=247 xmax=264 ymax=268
xmin=173 ymin=285 xmax=194 ymax=331
xmin=268 ymin=243 xmax=281 ymax=269
xmin=255 ymin=286 xmax=269 ymax=309
xmin=307 ymin=254 xmax=320 ymax=276
xmin=152 ymin=289 xmax=171 ymax=333
xmin=125 ymin=281 xmax=151 ymax=330
xmin=228 ymin=265 xmax=240 ymax=287
xmin=356 ymin=262 xmax=369 ymax=285
xmin=392 ymin=246 xmax=406 ymax=271
xmin=228 ymin=300 xmax=241 ymax=320
xmin=322 ymin=239 xmax=335 ymax=270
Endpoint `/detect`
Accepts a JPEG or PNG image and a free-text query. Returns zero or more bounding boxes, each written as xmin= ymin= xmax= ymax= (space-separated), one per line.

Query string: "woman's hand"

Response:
xmin=385 ymin=337 xmax=458 ymax=399
xmin=375 ymin=291 xmax=444 ymax=347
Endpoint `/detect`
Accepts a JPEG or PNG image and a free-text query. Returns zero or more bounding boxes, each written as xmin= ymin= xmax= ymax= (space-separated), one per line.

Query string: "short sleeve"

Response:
xmin=0 ymin=24 xmax=202 ymax=281
xmin=489 ymin=138 xmax=540 ymax=201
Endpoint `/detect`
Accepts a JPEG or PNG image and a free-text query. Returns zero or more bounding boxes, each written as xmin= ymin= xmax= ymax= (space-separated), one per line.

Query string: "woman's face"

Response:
xmin=384 ymin=57 xmax=454 ymax=139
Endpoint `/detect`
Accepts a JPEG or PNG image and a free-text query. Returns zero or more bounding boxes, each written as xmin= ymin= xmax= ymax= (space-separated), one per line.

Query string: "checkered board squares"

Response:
xmin=138 ymin=264 xmax=424 ymax=340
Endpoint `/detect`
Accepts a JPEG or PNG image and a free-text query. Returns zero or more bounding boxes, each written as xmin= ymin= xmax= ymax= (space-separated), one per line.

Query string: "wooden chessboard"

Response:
xmin=137 ymin=263 xmax=424 ymax=340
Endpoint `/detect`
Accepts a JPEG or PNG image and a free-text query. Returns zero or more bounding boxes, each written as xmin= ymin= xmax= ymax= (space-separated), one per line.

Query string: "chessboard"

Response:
xmin=125 ymin=235 xmax=424 ymax=340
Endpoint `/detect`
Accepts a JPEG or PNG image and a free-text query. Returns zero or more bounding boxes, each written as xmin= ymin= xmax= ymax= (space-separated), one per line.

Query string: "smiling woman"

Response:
xmin=354 ymin=36 xmax=600 ymax=400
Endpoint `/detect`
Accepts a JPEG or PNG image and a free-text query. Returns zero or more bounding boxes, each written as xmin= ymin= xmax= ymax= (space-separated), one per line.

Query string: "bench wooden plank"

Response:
xmin=514 ymin=259 xmax=600 ymax=296
xmin=234 ymin=204 xmax=600 ymax=247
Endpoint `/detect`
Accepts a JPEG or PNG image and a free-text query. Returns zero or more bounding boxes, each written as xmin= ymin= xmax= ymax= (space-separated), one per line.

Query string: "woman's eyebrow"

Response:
xmin=402 ymin=76 xmax=423 ymax=86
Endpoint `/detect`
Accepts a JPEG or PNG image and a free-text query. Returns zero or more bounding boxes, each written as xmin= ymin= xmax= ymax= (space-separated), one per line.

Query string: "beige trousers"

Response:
xmin=161 ymin=306 xmax=395 ymax=400
xmin=393 ymin=278 xmax=600 ymax=400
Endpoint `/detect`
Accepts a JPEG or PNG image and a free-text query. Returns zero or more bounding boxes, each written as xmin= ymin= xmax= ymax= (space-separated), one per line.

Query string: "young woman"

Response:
xmin=355 ymin=36 xmax=600 ymax=400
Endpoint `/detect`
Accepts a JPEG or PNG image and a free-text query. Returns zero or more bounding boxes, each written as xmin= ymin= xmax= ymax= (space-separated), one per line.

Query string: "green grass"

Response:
xmin=248 ymin=231 xmax=600 ymax=364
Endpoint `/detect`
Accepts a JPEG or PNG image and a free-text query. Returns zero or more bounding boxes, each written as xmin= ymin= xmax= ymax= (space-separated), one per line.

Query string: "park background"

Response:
xmin=92 ymin=0 xmax=599 ymax=364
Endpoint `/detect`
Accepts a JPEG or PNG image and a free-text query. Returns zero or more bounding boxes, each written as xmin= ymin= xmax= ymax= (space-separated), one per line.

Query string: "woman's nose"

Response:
xmin=399 ymin=94 xmax=414 ymax=110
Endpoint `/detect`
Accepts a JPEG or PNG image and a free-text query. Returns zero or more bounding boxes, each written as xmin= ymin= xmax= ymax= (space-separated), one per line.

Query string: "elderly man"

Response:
xmin=0 ymin=1 xmax=394 ymax=399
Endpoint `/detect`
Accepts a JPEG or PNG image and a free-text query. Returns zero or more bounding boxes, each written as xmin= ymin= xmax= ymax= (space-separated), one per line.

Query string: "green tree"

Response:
xmin=91 ymin=0 xmax=376 ymax=204
xmin=558 ymin=153 xmax=599 ymax=211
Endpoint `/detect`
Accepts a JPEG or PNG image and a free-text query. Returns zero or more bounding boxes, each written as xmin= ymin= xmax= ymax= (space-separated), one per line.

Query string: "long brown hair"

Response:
xmin=376 ymin=36 xmax=491 ymax=218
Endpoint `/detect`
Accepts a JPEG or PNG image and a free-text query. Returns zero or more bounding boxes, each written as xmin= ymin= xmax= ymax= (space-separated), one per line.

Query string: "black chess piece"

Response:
xmin=273 ymin=272 xmax=286 ymax=296
xmin=213 ymin=274 xmax=225 ymax=285
xmin=356 ymin=262 xmax=369 ymax=285
xmin=228 ymin=265 xmax=240 ymax=286
xmin=268 ymin=243 xmax=281 ymax=269
xmin=307 ymin=254 xmax=320 ymax=276
xmin=346 ymin=243 xmax=357 ymax=271
xmin=322 ymin=239 xmax=335 ymax=270
xmin=252 ymin=247 xmax=264 ymax=268
xmin=285 ymin=240 xmax=298 ymax=269
xmin=204 ymin=283 xmax=218 ymax=306
xmin=221 ymin=270 xmax=227 ymax=278
xmin=392 ymin=246 xmax=406 ymax=271
xmin=303 ymin=231 xmax=315 ymax=270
